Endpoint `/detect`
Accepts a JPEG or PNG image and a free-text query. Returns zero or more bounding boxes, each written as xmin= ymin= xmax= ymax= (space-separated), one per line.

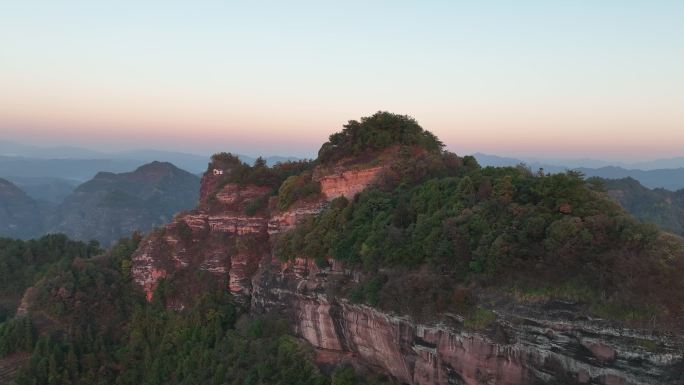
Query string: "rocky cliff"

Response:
xmin=132 ymin=160 xmax=385 ymax=302
xmin=131 ymin=179 xmax=271 ymax=302
xmin=131 ymin=159 xmax=684 ymax=385
xmin=251 ymin=256 xmax=683 ymax=385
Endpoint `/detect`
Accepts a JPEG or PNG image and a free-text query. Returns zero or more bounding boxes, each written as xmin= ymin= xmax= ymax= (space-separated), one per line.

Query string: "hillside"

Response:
xmin=0 ymin=141 xmax=302 ymax=181
xmin=49 ymin=161 xmax=200 ymax=246
xmin=474 ymin=153 xmax=684 ymax=190
xmin=595 ymin=177 xmax=684 ymax=236
xmin=578 ymin=166 xmax=684 ymax=191
xmin=0 ymin=234 xmax=101 ymax=323
xmin=0 ymin=179 xmax=48 ymax=239
xmin=0 ymin=163 xmax=201 ymax=244
xmin=0 ymin=235 xmax=386 ymax=385
xmin=127 ymin=112 xmax=683 ymax=385
xmin=1 ymin=113 xmax=682 ymax=385
xmin=4 ymin=177 xmax=78 ymax=204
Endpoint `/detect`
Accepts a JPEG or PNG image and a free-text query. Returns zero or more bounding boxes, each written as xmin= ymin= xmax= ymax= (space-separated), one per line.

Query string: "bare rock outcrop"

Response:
xmin=317 ymin=166 xmax=384 ymax=200
xmin=250 ymin=257 xmax=684 ymax=385
xmin=131 ymin=158 xmax=684 ymax=385
xmin=131 ymin=175 xmax=272 ymax=300
xmin=132 ymin=161 xmax=384 ymax=301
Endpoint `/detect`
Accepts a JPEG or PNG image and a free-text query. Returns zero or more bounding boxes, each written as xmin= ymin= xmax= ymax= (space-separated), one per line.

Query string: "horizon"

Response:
xmin=3 ymin=137 xmax=684 ymax=168
xmin=2 ymin=3 xmax=684 ymax=384
xmin=2 ymin=1 xmax=683 ymax=161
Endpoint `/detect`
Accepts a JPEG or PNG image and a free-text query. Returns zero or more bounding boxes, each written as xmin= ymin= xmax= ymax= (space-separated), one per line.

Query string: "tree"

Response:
xmin=332 ymin=366 xmax=358 ymax=385
xmin=317 ymin=111 xmax=444 ymax=163
xmin=494 ymin=175 xmax=515 ymax=204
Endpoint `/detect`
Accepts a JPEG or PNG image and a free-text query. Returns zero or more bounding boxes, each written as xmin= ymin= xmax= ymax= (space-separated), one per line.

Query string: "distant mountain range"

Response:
xmin=3 ymin=140 xmax=683 ymax=190
xmin=0 ymin=178 xmax=50 ymax=239
xmin=597 ymin=177 xmax=684 ymax=236
xmin=474 ymin=153 xmax=684 ymax=190
xmin=0 ymin=162 xmax=200 ymax=245
xmin=2 ymin=140 xmax=684 ymax=243
xmin=574 ymin=167 xmax=684 ymax=191
xmin=0 ymin=140 xmax=302 ymax=183
xmin=3 ymin=176 xmax=79 ymax=204
xmin=474 ymin=153 xmax=684 ymax=171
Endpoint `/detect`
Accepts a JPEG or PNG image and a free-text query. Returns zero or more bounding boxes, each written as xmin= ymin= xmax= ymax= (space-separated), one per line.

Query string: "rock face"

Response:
xmin=131 ymin=161 xmax=386 ymax=301
xmin=131 ymin=160 xmax=684 ymax=385
xmin=251 ymin=257 xmax=684 ymax=385
xmin=317 ymin=166 xmax=384 ymax=200
xmin=267 ymin=202 xmax=327 ymax=234
xmin=131 ymin=179 xmax=271 ymax=301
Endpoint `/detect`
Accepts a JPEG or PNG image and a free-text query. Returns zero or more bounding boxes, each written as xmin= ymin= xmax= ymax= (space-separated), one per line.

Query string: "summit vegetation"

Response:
xmin=276 ymin=113 xmax=684 ymax=328
xmin=317 ymin=111 xmax=443 ymax=164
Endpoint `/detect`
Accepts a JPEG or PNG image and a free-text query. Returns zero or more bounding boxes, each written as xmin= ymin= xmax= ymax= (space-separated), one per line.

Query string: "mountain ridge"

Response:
xmin=0 ymin=162 xmax=201 ymax=245
xmin=129 ymin=112 xmax=684 ymax=385
xmin=475 ymin=153 xmax=684 ymax=190
xmin=0 ymin=178 xmax=48 ymax=239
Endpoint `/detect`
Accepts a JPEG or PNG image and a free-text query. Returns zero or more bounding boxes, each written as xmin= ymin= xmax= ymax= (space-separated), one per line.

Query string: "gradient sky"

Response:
xmin=1 ymin=1 xmax=682 ymax=160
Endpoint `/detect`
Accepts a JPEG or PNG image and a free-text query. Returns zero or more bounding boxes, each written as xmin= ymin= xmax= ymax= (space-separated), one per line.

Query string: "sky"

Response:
xmin=1 ymin=1 xmax=682 ymax=160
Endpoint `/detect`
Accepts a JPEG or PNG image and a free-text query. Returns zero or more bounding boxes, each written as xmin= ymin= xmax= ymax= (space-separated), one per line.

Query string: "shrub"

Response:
xmin=277 ymin=171 xmax=321 ymax=210
xmin=318 ymin=111 xmax=443 ymax=164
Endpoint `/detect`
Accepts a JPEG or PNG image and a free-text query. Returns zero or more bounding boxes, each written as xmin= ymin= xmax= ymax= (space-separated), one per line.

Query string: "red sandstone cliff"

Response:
xmin=131 ymin=164 xmax=274 ymax=301
xmin=250 ymin=257 xmax=683 ymax=385
xmin=131 ymin=159 xmax=683 ymax=385
xmin=131 ymin=162 xmax=385 ymax=301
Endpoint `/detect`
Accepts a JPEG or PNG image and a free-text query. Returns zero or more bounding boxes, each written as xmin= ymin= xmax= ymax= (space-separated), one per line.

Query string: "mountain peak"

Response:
xmin=52 ymin=162 xmax=201 ymax=245
xmin=135 ymin=160 xmax=176 ymax=170
xmin=317 ymin=111 xmax=443 ymax=164
xmin=134 ymin=161 xmax=180 ymax=176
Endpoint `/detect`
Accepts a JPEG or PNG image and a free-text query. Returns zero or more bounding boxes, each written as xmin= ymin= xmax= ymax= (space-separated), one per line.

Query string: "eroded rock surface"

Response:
xmin=132 ymin=160 xmax=684 ymax=385
xmin=132 ymin=161 xmax=384 ymax=300
xmin=131 ymin=177 xmax=272 ymax=300
xmin=317 ymin=166 xmax=384 ymax=200
xmin=251 ymin=257 xmax=684 ymax=385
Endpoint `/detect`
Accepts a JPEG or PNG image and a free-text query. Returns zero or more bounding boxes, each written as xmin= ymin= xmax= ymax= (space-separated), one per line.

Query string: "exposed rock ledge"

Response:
xmin=132 ymin=161 xmax=684 ymax=384
xmin=251 ymin=258 xmax=684 ymax=385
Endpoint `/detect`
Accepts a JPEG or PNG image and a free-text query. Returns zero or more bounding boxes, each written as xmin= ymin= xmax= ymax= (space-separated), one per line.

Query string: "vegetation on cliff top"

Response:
xmin=317 ymin=111 xmax=443 ymax=164
xmin=208 ymin=153 xmax=315 ymax=190
xmin=207 ymin=112 xmax=451 ymax=211
xmin=207 ymin=153 xmax=320 ymax=212
xmin=275 ymin=114 xmax=684 ymax=328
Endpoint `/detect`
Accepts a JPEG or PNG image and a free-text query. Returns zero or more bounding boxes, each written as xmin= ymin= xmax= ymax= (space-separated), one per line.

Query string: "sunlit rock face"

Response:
xmin=266 ymin=165 xmax=384 ymax=234
xmin=317 ymin=166 xmax=384 ymax=200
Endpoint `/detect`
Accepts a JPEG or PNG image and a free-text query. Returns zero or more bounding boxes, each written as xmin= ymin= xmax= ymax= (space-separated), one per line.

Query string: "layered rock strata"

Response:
xmin=132 ymin=161 xmax=684 ymax=385
xmin=251 ymin=257 xmax=684 ymax=385
xmin=132 ymin=164 xmax=385 ymax=299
